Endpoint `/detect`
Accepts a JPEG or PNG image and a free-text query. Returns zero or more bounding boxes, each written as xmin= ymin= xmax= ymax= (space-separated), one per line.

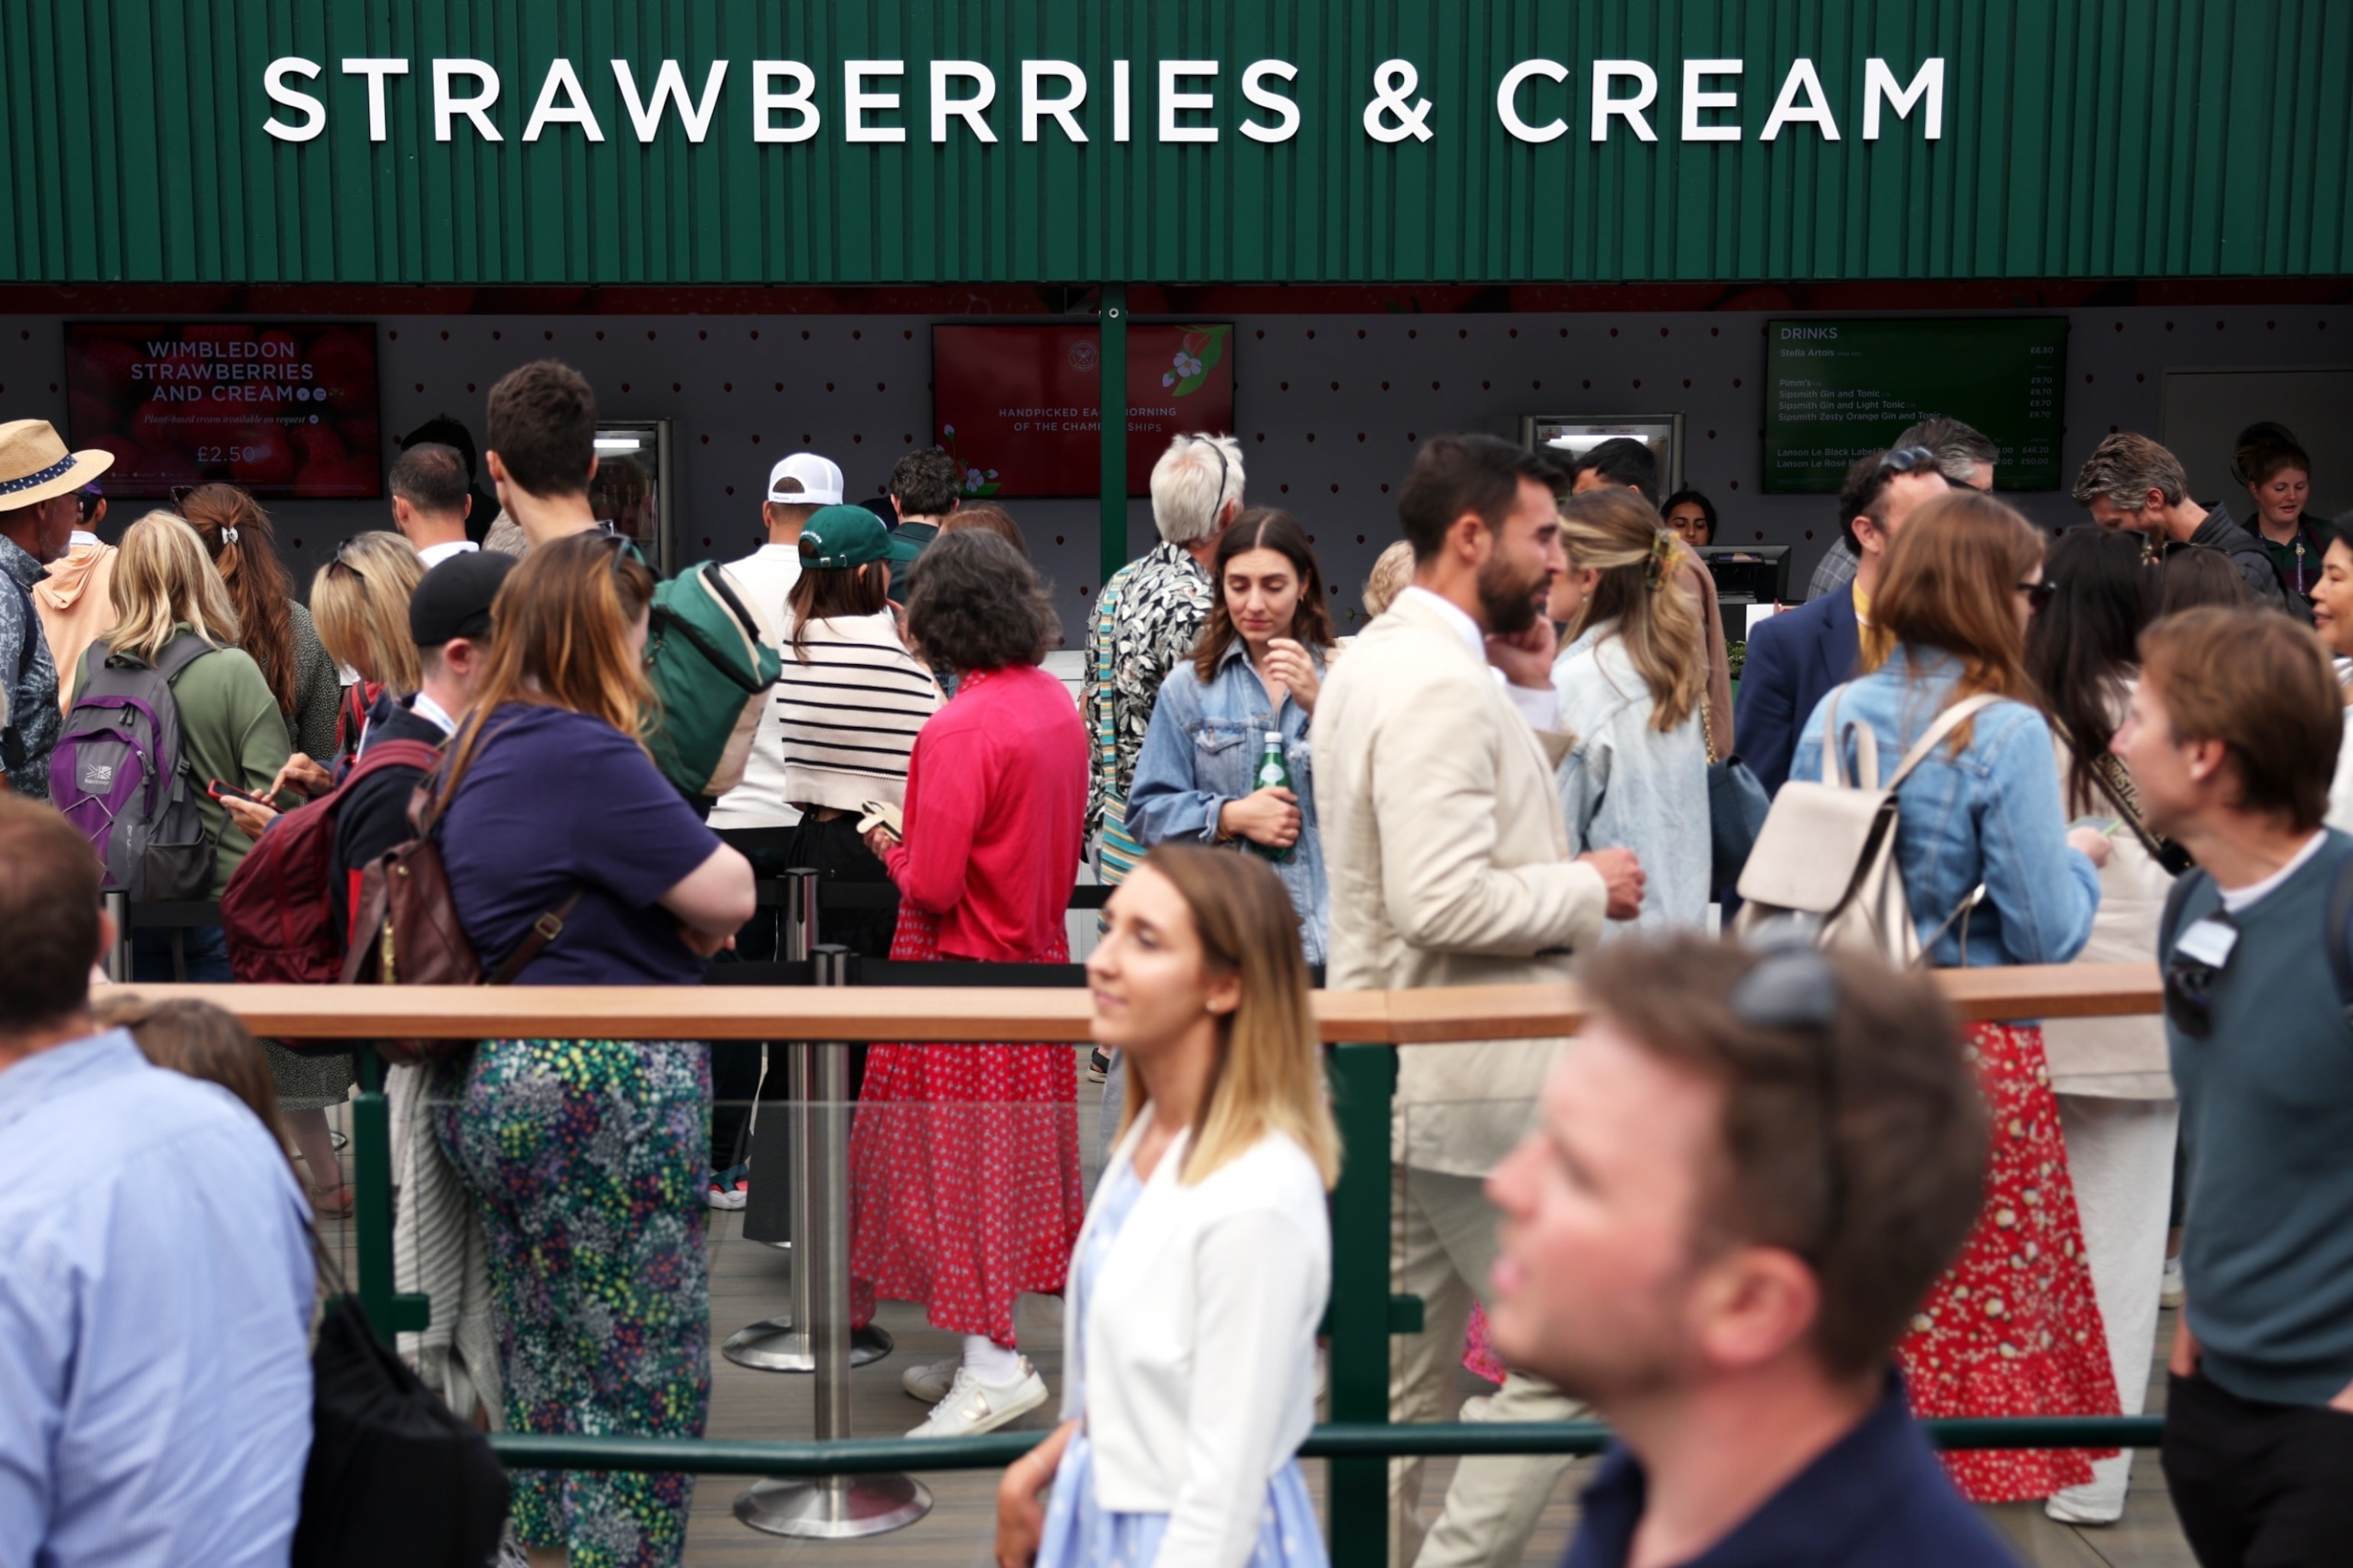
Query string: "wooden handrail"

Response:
xmin=115 ymin=961 xmax=2162 ymax=1043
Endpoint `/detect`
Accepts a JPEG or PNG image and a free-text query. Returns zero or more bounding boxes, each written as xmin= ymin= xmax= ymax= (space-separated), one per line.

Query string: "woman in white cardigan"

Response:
xmin=996 ymin=843 xmax=1340 ymax=1568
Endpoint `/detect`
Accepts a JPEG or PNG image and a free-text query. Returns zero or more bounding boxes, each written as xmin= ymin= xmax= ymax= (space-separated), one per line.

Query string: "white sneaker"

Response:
xmin=705 ymin=1180 xmax=747 ymax=1212
xmin=906 ymin=1360 xmax=1049 ymax=1438
xmin=2044 ymin=1493 xmax=2123 ymax=1527
xmin=902 ymin=1356 xmax=961 ymax=1403
xmin=2161 ymin=1255 xmax=2185 ymax=1310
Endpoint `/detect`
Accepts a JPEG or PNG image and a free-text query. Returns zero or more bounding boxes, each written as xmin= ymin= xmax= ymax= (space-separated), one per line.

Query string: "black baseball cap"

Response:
xmin=407 ymin=549 xmax=515 ymax=648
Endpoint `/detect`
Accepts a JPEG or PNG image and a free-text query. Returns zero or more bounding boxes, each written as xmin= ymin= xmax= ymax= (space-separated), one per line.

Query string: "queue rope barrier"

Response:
xmin=124 ymin=852 xmax=2171 ymax=1560
xmin=486 ymin=1415 xmax=2171 ymax=1477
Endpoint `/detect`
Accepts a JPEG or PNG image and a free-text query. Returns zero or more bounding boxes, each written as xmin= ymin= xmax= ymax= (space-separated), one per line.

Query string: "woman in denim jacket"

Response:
xmin=1128 ymin=509 xmax=1332 ymax=962
xmin=1791 ymin=490 xmax=2119 ymax=1508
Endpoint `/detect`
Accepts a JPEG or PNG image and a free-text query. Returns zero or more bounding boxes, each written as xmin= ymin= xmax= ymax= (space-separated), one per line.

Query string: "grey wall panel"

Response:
xmin=7 ymin=303 xmax=2348 ymax=627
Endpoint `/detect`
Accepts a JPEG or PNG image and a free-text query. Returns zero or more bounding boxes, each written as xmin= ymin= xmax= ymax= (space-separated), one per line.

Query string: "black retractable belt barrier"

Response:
xmin=808 ymin=881 xmax=1112 ymax=912
xmin=126 ymin=899 xmax=224 ymax=928
xmin=852 ymin=958 xmax=1091 ymax=988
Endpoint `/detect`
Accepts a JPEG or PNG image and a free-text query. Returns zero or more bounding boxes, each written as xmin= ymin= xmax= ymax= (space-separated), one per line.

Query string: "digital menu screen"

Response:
xmin=1762 ymin=318 xmax=2067 ymax=492
xmin=64 ymin=321 xmax=382 ymax=498
xmin=933 ymin=324 xmax=1236 ymax=498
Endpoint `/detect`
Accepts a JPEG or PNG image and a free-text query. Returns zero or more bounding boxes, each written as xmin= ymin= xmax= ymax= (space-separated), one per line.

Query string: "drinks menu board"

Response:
xmin=1762 ymin=318 xmax=2067 ymax=492
xmin=65 ymin=321 xmax=382 ymax=498
xmin=933 ymin=324 xmax=1235 ymax=498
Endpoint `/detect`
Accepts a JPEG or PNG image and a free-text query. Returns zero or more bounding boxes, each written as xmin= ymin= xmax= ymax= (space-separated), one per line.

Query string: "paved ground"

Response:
xmin=321 ymin=1082 xmax=2197 ymax=1567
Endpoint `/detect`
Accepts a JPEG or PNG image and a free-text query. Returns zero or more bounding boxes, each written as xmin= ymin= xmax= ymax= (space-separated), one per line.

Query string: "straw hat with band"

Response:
xmin=0 ymin=420 xmax=114 ymax=509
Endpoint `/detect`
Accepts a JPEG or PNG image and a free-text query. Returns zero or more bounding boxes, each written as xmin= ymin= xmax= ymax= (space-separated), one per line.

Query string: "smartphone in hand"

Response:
xmin=207 ymin=777 xmax=271 ymax=808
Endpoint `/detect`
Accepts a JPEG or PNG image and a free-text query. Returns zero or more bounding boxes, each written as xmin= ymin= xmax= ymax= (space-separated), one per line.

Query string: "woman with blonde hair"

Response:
xmin=1789 ymin=489 xmax=2118 ymax=1505
xmin=427 ymin=532 xmax=754 ymax=1568
xmin=310 ymin=530 xmax=426 ymax=745
xmin=175 ymin=483 xmax=341 ymax=761
xmin=72 ymin=512 xmax=290 ymax=977
xmin=1548 ymin=487 xmax=1710 ymax=930
xmin=66 ymin=512 xmax=369 ymax=1210
xmin=997 ymin=844 xmax=1337 ymax=1568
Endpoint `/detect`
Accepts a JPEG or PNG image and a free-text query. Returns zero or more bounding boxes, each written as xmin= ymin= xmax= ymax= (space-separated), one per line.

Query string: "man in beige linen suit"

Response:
xmin=1317 ymin=434 xmax=1645 ymax=1567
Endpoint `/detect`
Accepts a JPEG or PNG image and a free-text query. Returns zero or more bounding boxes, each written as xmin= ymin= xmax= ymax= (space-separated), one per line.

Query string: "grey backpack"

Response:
xmin=49 ymin=634 xmax=219 ymax=901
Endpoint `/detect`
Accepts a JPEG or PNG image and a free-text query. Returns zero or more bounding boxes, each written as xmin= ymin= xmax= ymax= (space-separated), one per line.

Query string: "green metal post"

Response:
xmin=1098 ymin=283 xmax=1128 ymax=591
xmin=1327 ymin=1043 xmax=1398 ymax=1568
xmin=349 ymin=1046 xmax=430 ymax=1344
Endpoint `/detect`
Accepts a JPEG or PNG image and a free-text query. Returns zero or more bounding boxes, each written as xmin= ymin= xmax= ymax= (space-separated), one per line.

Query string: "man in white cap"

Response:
xmin=708 ymin=450 xmax=841 ymax=833
xmin=705 ymin=451 xmax=843 ymax=1210
xmin=0 ymin=421 xmax=113 ymax=797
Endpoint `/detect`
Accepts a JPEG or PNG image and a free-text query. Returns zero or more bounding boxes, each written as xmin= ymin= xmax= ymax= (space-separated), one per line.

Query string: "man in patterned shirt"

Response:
xmin=0 ymin=421 xmax=113 ymax=799
xmin=1082 ymin=431 xmax=1245 ymax=882
xmin=1081 ymin=433 xmax=1242 ymax=1112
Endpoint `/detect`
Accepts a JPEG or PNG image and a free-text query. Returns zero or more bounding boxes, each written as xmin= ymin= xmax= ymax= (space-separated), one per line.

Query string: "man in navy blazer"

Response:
xmin=1736 ymin=450 xmax=1950 ymax=794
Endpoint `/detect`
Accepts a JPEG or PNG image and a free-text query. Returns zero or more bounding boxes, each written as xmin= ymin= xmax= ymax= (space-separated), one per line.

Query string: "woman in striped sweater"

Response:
xmin=771 ymin=506 xmax=944 ymax=956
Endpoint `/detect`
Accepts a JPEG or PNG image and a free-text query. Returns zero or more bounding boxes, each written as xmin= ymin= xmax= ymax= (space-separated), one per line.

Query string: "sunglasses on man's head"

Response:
xmin=1729 ymin=938 xmax=1847 ymax=1265
xmin=1877 ymin=446 xmax=1940 ymax=476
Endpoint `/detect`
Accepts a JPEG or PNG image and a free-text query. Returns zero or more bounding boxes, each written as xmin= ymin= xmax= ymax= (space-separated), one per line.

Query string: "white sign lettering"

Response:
xmin=257 ymin=54 xmax=1949 ymax=150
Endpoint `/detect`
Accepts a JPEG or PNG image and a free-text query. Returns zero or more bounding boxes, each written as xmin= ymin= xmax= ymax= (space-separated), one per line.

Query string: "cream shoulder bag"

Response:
xmin=1731 ymin=689 xmax=2000 ymax=967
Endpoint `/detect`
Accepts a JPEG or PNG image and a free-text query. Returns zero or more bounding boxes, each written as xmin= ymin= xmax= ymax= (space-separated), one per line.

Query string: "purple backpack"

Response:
xmin=50 ymin=633 xmax=218 ymax=901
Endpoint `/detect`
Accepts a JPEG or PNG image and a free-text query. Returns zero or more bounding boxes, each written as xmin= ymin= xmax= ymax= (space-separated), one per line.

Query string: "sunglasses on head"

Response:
xmin=1730 ymin=936 xmax=1846 ymax=1265
xmin=2019 ymin=578 xmax=2057 ymax=611
xmin=1877 ymin=445 xmax=1940 ymax=476
xmin=325 ymin=538 xmax=366 ymax=585
xmin=1186 ymin=434 xmax=1232 ymax=517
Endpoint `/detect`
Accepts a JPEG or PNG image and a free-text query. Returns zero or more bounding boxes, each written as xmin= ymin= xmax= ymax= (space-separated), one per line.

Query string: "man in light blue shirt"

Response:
xmin=0 ymin=797 xmax=315 ymax=1568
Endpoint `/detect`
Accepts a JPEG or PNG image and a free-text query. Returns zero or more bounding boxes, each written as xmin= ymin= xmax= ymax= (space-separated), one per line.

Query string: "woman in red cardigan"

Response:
xmin=853 ymin=529 xmax=1091 ymax=1439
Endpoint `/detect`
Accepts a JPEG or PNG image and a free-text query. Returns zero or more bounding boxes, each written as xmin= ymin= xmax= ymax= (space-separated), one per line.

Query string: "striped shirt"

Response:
xmin=771 ymin=611 xmax=941 ymax=813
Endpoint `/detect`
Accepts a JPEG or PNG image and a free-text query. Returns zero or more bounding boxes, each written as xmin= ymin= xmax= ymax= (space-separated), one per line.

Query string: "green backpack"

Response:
xmin=643 ymin=561 xmax=782 ymax=801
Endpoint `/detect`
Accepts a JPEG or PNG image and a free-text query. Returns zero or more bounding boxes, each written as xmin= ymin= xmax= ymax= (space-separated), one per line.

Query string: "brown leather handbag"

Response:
xmin=340 ymin=784 xmax=580 ymax=1063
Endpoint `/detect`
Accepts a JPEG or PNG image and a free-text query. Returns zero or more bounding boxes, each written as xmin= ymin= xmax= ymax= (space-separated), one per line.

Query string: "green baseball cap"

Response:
xmin=797 ymin=504 xmax=895 ymax=568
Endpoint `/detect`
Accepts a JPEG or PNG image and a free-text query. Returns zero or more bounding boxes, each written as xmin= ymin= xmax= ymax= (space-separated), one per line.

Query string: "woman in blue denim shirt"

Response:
xmin=1790 ymin=490 xmax=2121 ymax=1508
xmin=1128 ymin=510 xmax=1333 ymax=961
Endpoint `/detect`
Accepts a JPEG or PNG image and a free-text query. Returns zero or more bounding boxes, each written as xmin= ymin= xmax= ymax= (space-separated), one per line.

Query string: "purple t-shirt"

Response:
xmin=439 ymin=703 xmax=720 ymax=987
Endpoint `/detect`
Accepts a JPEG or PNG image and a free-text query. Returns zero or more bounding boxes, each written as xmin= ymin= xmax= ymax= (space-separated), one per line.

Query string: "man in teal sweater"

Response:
xmin=2116 ymin=604 xmax=2353 ymax=1566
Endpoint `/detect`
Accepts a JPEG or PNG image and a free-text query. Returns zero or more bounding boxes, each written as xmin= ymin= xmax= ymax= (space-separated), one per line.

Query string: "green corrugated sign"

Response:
xmin=1 ymin=1 xmax=2346 ymax=284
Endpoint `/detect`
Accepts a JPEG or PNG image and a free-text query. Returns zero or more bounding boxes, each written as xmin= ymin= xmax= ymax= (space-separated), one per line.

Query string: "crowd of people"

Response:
xmin=0 ymin=359 xmax=2348 ymax=1568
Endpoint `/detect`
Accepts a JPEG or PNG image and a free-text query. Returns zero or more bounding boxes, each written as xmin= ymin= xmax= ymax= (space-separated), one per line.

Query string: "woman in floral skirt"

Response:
xmin=1788 ymin=489 xmax=2120 ymax=1502
xmin=431 ymin=534 xmax=755 ymax=1567
xmin=853 ymin=530 xmax=1091 ymax=1439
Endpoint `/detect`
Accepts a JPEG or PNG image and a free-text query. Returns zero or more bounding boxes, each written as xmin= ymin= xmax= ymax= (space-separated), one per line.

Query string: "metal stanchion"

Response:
xmin=735 ymin=944 xmax=931 ymax=1538
xmin=102 ymin=892 xmax=132 ymax=982
xmin=727 ymin=872 xmax=892 ymax=1370
xmin=739 ymin=866 xmax=817 ymax=1249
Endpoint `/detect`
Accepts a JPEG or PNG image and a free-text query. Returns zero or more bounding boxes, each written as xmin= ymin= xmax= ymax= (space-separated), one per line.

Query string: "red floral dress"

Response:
xmin=846 ymin=905 xmax=1085 ymax=1347
xmin=1898 ymin=1020 xmax=2121 ymax=1501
